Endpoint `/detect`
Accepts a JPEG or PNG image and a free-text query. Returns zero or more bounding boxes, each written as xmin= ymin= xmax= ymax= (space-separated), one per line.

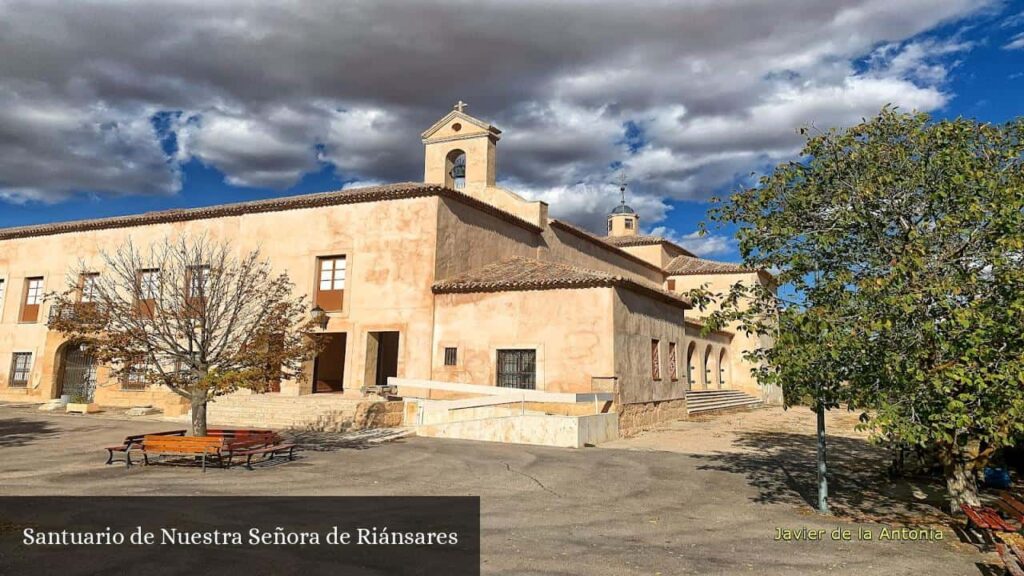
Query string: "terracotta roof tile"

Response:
xmin=433 ymin=256 xmax=691 ymax=309
xmin=665 ymin=254 xmax=751 ymax=275
xmin=0 ymin=183 xmax=543 ymax=241
xmin=603 ymin=234 xmax=697 ymax=257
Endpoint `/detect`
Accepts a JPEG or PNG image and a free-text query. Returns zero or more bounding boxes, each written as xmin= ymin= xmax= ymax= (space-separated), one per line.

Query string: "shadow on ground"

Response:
xmin=286 ymin=429 xmax=406 ymax=452
xmin=692 ymin=431 xmax=950 ymax=524
xmin=0 ymin=417 xmax=60 ymax=448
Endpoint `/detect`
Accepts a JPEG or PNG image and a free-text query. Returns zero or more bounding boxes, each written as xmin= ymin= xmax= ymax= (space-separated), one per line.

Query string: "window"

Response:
xmin=20 ymin=277 xmax=43 ymax=323
xmin=669 ymin=342 xmax=678 ymax=381
xmin=138 ymin=269 xmax=159 ymax=300
xmin=625 ymin=219 xmax=634 ymax=230
xmin=444 ymin=347 xmax=458 ymax=366
xmin=187 ymin=266 xmax=210 ymax=298
xmin=0 ymin=278 xmax=6 ymax=321
xmin=651 ymin=339 xmax=661 ymax=380
xmin=608 ymin=221 xmax=613 ymax=233
xmin=122 ymin=358 xmax=149 ymax=391
xmin=80 ymin=273 xmax=100 ymax=303
xmin=9 ymin=352 xmax=32 ymax=387
xmin=666 ymin=279 xmax=676 ymax=292
xmin=496 ymin=349 xmax=536 ymax=390
xmin=316 ymin=256 xmax=346 ymax=311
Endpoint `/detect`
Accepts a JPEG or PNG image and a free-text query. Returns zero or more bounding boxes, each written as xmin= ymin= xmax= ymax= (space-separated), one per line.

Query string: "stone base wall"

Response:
xmin=352 ymin=400 xmax=405 ymax=430
xmin=616 ymin=398 xmax=688 ymax=438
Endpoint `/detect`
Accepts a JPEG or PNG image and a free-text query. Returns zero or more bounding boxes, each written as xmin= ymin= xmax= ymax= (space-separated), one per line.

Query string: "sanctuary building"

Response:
xmin=0 ymin=105 xmax=772 ymax=438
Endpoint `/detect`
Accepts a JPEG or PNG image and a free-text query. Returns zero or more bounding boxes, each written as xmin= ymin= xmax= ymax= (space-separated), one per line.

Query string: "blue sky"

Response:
xmin=0 ymin=1 xmax=1021 ymax=262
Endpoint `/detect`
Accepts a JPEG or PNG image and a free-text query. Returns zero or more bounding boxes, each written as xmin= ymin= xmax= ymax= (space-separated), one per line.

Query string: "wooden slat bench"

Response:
xmin=104 ymin=430 xmax=186 ymax=468
xmin=230 ymin=443 xmax=298 ymax=470
xmin=996 ymin=491 xmax=1024 ymax=524
xmin=998 ymin=542 xmax=1024 ymax=576
xmin=962 ymin=503 xmax=1019 ymax=533
xmin=141 ymin=435 xmax=228 ymax=472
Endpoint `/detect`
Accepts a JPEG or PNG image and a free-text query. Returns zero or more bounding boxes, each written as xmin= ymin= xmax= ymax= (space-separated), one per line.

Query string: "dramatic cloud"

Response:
xmin=0 ymin=0 xmax=1004 ymax=231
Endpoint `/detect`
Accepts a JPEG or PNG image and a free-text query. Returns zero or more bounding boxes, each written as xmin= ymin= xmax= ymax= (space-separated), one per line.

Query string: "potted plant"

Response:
xmin=65 ymin=393 xmax=100 ymax=414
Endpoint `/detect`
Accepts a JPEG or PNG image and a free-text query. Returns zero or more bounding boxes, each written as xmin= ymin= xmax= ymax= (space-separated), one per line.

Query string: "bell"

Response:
xmin=449 ymin=164 xmax=466 ymax=179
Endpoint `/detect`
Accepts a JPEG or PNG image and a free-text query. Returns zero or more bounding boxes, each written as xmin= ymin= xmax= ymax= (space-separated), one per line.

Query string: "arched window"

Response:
xmin=703 ymin=345 xmax=713 ymax=390
xmin=718 ymin=348 xmax=729 ymax=389
xmin=446 ymin=149 xmax=466 ymax=189
xmin=686 ymin=342 xmax=696 ymax=390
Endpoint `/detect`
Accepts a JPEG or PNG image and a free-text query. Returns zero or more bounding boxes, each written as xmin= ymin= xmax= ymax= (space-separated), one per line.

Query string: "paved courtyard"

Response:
xmin=0 ymin=404 xmax=997 ymax=575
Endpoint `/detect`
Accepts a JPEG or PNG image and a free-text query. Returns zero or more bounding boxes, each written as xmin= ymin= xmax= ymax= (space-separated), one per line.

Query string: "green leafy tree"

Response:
xmin=692 ymin=107 xmax=1024 ymax=511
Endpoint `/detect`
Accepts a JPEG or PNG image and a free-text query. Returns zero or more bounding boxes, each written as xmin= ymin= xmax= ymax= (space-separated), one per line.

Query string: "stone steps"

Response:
xmin=686 ymin=389 xmax=762 ymax=415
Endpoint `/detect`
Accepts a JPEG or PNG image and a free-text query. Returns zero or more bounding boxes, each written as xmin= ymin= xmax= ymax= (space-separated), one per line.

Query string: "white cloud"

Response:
xmin=1005 ymin=33 xmax=1024 ymax=50
xmin=0 ymin=0 xmax=1004 ymax=234
xmin=649 ymin=227 xmax=735 ymax=257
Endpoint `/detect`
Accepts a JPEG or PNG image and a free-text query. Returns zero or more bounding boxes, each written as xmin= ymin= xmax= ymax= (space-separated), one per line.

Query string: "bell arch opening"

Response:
xmin=445 ymin=149 xmax=466 ymax=189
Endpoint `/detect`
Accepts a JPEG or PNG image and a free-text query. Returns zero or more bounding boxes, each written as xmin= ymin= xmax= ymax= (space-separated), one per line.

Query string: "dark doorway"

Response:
xmin=312 ymin=333 xmax=347 ymax=393
xmin=59 ymin=343 xmax=97 ymax=402
xmin=365 ymin=331 xmax=400 ymax=389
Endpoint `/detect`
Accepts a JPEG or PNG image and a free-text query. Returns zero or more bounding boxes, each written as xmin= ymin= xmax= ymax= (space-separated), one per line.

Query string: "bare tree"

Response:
xmin=48 ymin=235 xmax=320 ymax=435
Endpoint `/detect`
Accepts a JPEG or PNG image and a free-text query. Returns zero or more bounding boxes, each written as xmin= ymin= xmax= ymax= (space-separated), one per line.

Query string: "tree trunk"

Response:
xmin=940 ymin=445 xmax=981 ymax=513
xmin=190 ymin=396 xmax=208 ymax=437
xmin=815 ymin=402 xmax=830 ymax=515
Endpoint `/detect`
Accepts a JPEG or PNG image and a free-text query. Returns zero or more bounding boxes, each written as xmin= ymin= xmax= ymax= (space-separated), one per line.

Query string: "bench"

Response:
xmin=996 ymin=491 xmax=1024 ymax=524
xmin=230 ymin=443 xmax=298 ymax=470
xmin=998 ymin=542 xmax=1024 ymax=576
xmin=962 ymin=503 xmax=1019 ymax=534
xmin=104 ymin=430 xmax=186 ymax=468
xmin=141 ymin=435 xmax=228 ymax=472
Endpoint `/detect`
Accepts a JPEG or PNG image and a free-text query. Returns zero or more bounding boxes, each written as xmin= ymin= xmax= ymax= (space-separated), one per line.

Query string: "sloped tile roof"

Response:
xmin=665 ymin=254 xmax=751 ymax=275
xmin=433 ymin=256 xmax=691 ymax=309
xmin=0 ymin=182 xmax=543 ymax=241
xmin=547 ymin=219 xmax=665 ymax=273
xmin=604 ymin=234 xmax=698 ymax=258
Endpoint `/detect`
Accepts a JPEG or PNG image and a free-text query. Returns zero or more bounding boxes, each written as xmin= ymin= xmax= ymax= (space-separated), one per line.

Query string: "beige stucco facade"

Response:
xmin=0 ymin=104 xmax=772 ymax=428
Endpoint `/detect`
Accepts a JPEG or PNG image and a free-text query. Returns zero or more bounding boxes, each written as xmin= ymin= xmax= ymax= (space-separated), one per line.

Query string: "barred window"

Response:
xmin=9 ymin=353 xmax=32 ymax=387
xmin=651 ymin=339 xmax=661 ymax=380
xmin=444 ymin=347 xmax=458 ymax=366
xmin=122 ymin=358 xmax=149 ymax=391
xmin=496 ymin=349 xmax=536 ymax=390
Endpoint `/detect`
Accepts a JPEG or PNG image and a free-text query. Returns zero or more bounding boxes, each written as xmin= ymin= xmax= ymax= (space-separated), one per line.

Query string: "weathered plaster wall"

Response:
xmin=612 ymin=287 xmax=688 ymax=405
xmin=0 ymin=196 xmax=441 ymax=411
xmin=434 ymin=197 xmax=540 ymax=280
xmin=542 ymin=226 xmax=664 ymax=284
xmin=431 ymin=287 xmax=615 ymax=393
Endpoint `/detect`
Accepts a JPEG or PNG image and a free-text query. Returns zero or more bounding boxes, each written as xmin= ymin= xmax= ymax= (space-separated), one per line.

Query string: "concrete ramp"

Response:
xmin=391 ymin=378 xmax=618 ymax=448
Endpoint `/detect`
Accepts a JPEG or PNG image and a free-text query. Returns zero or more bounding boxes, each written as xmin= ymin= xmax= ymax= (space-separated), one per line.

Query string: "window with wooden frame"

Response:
xmin=187 ymin=265 xmax=210 ymax=299
xmin=185 ymin=265 xmax=210 ymax=313
xmin=316 ymin=256 xmax=346 ymax=311
xmin=444 ymin=347 xmax=458 ymax=366
xmin=80 ymin=273 xmax=100 ymax=303
xmin=136 ymin=269 xmax=159 ymax=316
xmin=666 ymin=279 xmax=676 ymax=292
xmin=651 ymin=339 xmax=661 ymax=380
xmin=496 ymin=349 xmax=536 ymax=390
xmin=9 ymin=352 xmax=32 ymax=388
xmin=122 ymin=358 xmax=149 ymax=391
xmin=20 ymin=277 xmax=43 ymax=323
xmin=669 ymin=342 xmax=678 ymax=381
